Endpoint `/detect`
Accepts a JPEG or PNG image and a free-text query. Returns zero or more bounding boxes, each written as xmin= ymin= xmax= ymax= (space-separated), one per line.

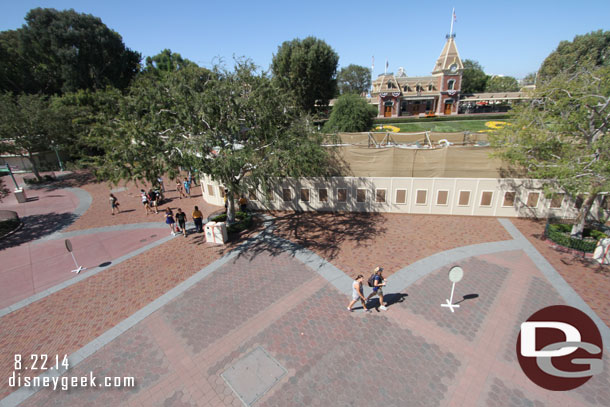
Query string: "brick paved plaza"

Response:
xmin=1 ymin=172 xmax=609 ymax=406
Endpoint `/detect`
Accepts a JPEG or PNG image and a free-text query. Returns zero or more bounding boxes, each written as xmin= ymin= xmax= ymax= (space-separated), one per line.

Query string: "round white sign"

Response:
xmin=448 ymin=266 xmax=463 ymax=283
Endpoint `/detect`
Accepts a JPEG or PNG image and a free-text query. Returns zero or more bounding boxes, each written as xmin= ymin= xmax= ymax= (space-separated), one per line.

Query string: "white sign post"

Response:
xmin=441 ymin=266 xmax=463 ymax=313
xmin=65 ymin=239 xmax=86 ymax=274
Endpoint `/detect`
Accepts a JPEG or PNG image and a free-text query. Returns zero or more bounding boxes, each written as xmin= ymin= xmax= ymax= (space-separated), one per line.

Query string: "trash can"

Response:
xmin=205 ymin=221 xmax=228 ymax=244
xmin=593 ymin=237 xmax=610 ymax=265
xmin=13 ymin=188 xmax=27 ymax=203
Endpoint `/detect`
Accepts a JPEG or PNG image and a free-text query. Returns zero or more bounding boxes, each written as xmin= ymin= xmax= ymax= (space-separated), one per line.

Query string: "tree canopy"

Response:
xmin=337 ymin=64 xmax=371 ymax=95
xmin=490 ymin=66 xmax=610 ymax=236
xmin=271 ymin=37 xmax=339 ymax=113
xmin=485 ymin=75 xmax=519 ymax=92
xmin=538 ymin=30 xmax=610 ymax=83
xmin=87 ymin=61 xmax=333 ymax=222
xmin=0 ymin=93 xmax=73 ymax=180
xmin=144 ymin=49 xmax=197 ymax=74
xmin=323 ymin=94 xmax=377 ymax=133
xmin=0 ymin=8 xmax=141 ymax=95
xmin=460 ymin=59 xmax=488 ymax=94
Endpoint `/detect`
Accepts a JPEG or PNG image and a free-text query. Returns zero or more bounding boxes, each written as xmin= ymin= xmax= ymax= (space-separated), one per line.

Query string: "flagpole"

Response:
xmin=450 ymin=8 xmax=455 ymax=37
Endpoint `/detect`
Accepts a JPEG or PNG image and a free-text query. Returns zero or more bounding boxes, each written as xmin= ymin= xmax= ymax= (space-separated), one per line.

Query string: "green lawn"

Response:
xmin=373 ymin=119 xmax=500 ymax=133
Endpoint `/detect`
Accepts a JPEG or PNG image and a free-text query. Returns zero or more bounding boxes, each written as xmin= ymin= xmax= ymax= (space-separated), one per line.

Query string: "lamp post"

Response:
xmin=6 ymin=164 xmax=19 ymax=189
xmin=51 ymin=141 xmax=64 ymax=172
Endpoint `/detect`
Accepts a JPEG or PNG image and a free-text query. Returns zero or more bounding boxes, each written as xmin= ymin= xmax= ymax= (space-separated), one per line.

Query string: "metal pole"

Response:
xmin=54 ymin=147 xmax=64 ymax=172
xmin=448 ymin=281 xmax=456 ymax=305
xmin=6 ymin=164 xmax=19 ymax=189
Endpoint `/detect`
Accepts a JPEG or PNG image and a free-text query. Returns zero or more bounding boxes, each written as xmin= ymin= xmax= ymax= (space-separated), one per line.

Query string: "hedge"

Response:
xmin=544 ymin=223 xmax=606 ymax=253
xmin=211 ymin=211 xmax=253 ymax=234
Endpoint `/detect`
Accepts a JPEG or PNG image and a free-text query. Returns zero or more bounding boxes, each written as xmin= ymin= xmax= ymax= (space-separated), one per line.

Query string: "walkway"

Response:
xmin=1 ymin=213 xmax=609 ymax=406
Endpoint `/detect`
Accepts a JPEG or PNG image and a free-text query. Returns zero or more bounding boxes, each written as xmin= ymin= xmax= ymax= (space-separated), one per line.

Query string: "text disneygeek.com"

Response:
xmin=9 ymin=371 xmax=136 ymax=391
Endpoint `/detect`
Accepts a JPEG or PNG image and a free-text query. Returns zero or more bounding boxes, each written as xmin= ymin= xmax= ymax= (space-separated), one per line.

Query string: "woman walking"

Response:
xmin=176 ymin=180 xmax=186 ymax=199
xmin=347 ymin=275 xmax=370 ymax=312
xmin=192 ymin=206 xmax=203 ymax=233
xmin=165 ymin=208 xmax=176 ymax=236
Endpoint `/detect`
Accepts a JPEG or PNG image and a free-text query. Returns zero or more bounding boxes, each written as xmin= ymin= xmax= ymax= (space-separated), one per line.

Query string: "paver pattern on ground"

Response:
xmin=3 ymin=172 xmax=610 ymax=407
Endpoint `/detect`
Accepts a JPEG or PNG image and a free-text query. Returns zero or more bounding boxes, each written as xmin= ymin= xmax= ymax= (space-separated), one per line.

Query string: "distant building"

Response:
xmin=371 ymin=35 xmax=463 ymax=117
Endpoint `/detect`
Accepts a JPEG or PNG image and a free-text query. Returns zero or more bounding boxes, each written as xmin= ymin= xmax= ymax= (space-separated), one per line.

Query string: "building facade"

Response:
xmin=371 ymin=35 xmax=463 ymax=118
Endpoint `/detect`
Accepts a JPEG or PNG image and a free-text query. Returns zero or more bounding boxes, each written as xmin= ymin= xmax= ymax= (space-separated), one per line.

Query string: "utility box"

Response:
xmin=593 ymin=237 xmax=610 ymax=265
xmin=205 ymin=221 xmax=228 ymax=244
xmin=14 ymin=188 xmax=27 ymax=203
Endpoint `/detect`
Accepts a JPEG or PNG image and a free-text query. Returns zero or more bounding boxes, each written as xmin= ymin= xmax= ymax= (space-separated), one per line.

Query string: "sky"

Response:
xmin=1 ymin=0 xmax=609 ymax=79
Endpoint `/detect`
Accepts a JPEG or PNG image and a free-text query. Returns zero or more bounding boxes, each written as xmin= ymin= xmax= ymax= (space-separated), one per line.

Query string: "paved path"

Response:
xmin=2 ymin=216 xmax=609 ymax=407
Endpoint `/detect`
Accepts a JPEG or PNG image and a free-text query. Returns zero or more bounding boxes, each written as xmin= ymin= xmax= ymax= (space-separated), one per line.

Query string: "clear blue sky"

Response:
xmin=1 ymin=0 xmax=609 ymax=79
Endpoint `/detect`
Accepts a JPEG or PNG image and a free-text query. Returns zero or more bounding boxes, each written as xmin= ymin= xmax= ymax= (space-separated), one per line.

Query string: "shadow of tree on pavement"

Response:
xmin=0 ymin=212 xmax=78 ymax=250
xmin=222 ymin=211 xmax=387 ymax=263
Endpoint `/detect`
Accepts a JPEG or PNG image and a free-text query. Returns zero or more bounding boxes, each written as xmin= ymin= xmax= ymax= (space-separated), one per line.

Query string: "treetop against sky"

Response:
xmin=1 ymin=0 xmax=609 ymax=79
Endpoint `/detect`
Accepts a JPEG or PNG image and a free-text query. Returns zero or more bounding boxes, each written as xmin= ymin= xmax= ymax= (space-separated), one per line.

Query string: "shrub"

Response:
xmin=544 ymin=223 xmax=604 ymax=253
xmin=211 ymin=211 xmax=253 ymax=234
xmin=323 ymin=94 xmax=377 ymax=132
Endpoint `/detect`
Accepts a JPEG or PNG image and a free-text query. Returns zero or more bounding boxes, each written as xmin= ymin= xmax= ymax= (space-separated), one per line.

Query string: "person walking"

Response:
xmin=366 ymin=266 xmax=388 ymax=310
xmin=176 ymin=180 xmax=186 ymax=199
xmin=109 ymin=193 xmax=120 ymax=215
xmin=183 ymin=178 xmax=191 ymax=197
xmin=165 ymin=208 xmax=176 ymax=236
xmin=157 ymin=176 xmax=165 ymax=193
xmin=347 ymin=275 xmax=371 ymax=312
xmin=239 ymin=196 xmax=248 ymax=212
xmin=141 ymin=189 xmax=153 ymax=215
xmin=147 ymin=189 xmax=159 ymax=214
xmin=192 ymin=206 xmax=203 ymax=233
xmin=175 ymin=208 xmax=187 ymax=237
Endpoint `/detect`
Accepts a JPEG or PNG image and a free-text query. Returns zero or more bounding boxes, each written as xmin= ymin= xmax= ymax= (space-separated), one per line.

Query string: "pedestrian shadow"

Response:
xmin=0 ymin=212 xmax=78 ymax=250
xmin=453 ymin=293 xmax=479 ymax=305
xmin=383 ymin=292 xmax=409 ymax=306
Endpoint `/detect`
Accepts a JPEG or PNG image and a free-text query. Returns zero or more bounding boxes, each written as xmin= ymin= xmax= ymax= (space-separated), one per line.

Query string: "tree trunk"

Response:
xmin=227 ymin=193 xmax=236 ymax=224
xmin=27 ymin=151 xmax=43 ymax=182
xmin=570 ymin=192 xmax=598 ymax=238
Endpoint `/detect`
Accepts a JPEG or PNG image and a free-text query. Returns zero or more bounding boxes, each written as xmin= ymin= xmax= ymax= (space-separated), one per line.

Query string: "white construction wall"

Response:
xmin=200 ymin=174 xmax=607 ymax=220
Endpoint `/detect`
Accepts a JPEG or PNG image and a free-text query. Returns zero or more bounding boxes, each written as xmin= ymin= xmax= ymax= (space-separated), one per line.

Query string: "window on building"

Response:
xmin=426 ymin=100 xmax=432 ymax=111
xmin=428 ymin=83 xmax=434 ymax=91
xmin=550 ymin=193 xmax=564 ymax=208
xmin=282 ymin=188 xmax=292 ymax=202
xmin=395 ymin=189 xmax=407 ymax=204
xmin=436 ymin=190 xmax=448 ymax=205
xmin=219 ymin=187 xmax=225 ymax=198
xmin=337 ymin=188 xmax=347 ymax=203
xmin=207 ymin=184 xmax=215 ymax=196
xmin=401 ymin=101 xmax=408 ymax=112
xmin=248 ymin=189 xmax=257 ymax=201
xmin=480 ymin=191 xmax=493 ymax=207
xmin=416 ymin=84 xmax=422 ymax=92
xmin=300 ymin=188 xmax=310 ymax=202
xmin=575 ymin=195 xmax=585 ymax=209
xmin=448 ymin=80 xmax=455 ymax=90
xmin=502 ymin=191 xmax=516 ymax=207
xmin=318 ymin=188 xmax=328 ymax=202
xmin=387 ymin=81 xmax=395 ymax=89
xmin=527 ymin=192 xmax=540 ymax=208
xmin=356 ymin=189 xmax=367 ymax=203
xmin=416 ymin=190 xmax=428 ymax=205
xmin=403 ymin=85 xmax=410 ymax=92
xmin=458 ymin=190 xmax=471 ymax=206
xmin=375 ymin=189 xmax=386 ymax=203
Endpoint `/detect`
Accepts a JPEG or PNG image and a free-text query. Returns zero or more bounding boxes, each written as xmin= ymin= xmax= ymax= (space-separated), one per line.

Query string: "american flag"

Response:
xmin=453 ymin=9 xmax=457 ymax=22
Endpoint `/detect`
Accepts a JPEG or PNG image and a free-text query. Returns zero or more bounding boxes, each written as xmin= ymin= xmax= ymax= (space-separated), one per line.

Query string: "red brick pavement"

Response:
xmin=270 ymin=211 xmax=512 ymax=278
xmin=510 ymin=218 xmax=610 ymax=328
xmin=0 ymin=228 xmax=262 ymax=399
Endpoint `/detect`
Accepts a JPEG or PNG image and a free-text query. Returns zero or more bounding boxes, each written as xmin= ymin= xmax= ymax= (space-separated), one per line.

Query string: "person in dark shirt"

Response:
xmin=175 ymin=208 xmax=187 ymax=237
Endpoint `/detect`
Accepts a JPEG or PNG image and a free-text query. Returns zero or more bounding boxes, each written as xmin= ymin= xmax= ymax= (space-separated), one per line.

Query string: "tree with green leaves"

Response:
xmin=460 ymin=59 xmax=488 ymax=94
xmin=271 ymin=37 xmax=339 ymax=113
xmin=337 ymin=64 xmax=371 ymax=95
xmin=88 ymin=61 xmax=333 ymax=223
xmin=521 ymin=72 xmax=537 ymax=86
xmin=323 ymin=94 xmax=377 ymax=133
xmin=144 ymin=49 xmax=196 ymax=74
xmin=485 ymin=75 xmax=519 ymax=92
xmin=0 ymin=8 xmax=140 ymax=95
xmin=490 ymin=66 xmax=610 ymax=237
xmin=538 ymin=30 xmax=610 ymax=83
xmin=0 ymin=93 xmax=73 ymax=181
